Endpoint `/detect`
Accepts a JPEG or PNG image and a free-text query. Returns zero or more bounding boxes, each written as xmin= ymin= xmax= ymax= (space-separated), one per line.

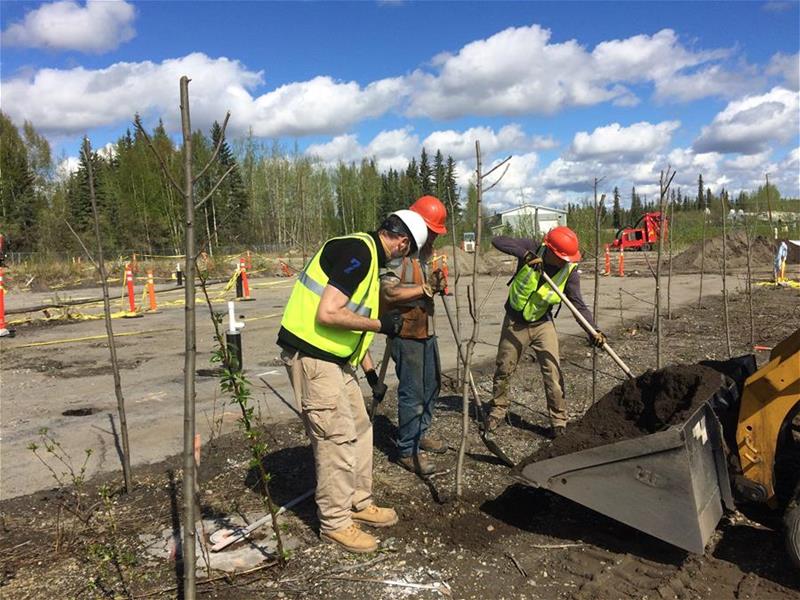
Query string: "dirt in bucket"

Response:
xmin=514 ymin=364 xmax=724 ymax=471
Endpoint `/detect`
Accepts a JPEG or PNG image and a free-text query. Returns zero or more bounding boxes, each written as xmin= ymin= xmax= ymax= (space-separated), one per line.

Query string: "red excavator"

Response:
xmin=611 ymin=211 xmax=667 ymax=251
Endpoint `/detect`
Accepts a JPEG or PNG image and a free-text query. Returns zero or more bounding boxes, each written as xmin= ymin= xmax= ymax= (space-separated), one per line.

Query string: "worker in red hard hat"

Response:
xmin=483 ymin=225 xmax=605 ymax=445
xmin=379 ymin=195 xmax=449 ymax=476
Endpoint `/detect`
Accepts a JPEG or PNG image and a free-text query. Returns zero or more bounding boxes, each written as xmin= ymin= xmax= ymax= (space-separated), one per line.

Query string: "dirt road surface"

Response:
xmin=1 ymin=259 xmax=797 ymax=600
xmin=1 ymin=265 xmax=755 ymax=501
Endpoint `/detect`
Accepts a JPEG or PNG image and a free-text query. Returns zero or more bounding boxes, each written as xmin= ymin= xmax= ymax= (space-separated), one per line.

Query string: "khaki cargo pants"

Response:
xmin=282 ymin=349 xmax=372 ymax=533
xmin=488 ymin=316 xmax=568 ymax=428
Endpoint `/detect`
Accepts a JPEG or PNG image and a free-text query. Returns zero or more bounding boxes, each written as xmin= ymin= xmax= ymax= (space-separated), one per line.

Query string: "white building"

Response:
xmin=492 ymin=203 xmax=568 ymax=237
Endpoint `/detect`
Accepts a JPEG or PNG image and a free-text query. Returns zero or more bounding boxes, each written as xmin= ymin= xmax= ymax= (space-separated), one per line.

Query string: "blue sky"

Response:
xmin=2 ymin=0 xmax=799 ymax=209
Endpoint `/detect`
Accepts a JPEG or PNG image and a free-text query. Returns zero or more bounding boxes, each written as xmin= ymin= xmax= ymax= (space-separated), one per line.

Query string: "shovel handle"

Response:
xmin=538 ymin=269 xmax=635 ymax=380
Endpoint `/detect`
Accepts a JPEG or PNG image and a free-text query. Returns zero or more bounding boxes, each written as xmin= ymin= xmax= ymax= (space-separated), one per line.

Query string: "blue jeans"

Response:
xmin=391 ymin=336 xmax=440 ymax=457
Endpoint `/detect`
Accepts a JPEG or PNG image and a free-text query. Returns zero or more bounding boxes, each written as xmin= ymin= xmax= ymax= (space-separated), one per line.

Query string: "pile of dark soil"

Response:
xmin=515 ymin=364 xmax=724 ymax=470
xmin=670 ymin=231 xmax=775 ymax=273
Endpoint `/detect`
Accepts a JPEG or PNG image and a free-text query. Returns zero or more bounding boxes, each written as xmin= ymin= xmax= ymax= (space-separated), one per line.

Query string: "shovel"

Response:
xmin=537 ymin=269 xmax=635 ymax=380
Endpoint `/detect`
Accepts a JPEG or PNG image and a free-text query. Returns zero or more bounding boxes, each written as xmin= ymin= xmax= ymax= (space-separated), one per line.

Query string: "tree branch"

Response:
xmin=194 ymin=164 xmax=236 ymax=209
xmin=64 ymin=220 xmax=96 ymax=267
xmin=193 ymin=112 xmax=231 ymax=183
xmin=483 ymin=163 xmax=511 ymax=193
xmin=481 ymin=155 xmax=511 ymax=180
xmin=133 ymin=114 xmax=183 ymax=195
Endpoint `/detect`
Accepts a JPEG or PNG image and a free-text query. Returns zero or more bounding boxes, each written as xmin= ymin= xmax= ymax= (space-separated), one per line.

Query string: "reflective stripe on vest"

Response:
xmin=507 ymin=246 xmax=576 ymax=322
xmin=280 ymin=233 xmax=379 ymax=365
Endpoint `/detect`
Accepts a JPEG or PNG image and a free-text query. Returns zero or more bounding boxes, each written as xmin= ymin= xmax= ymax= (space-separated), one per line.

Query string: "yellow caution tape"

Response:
xmin=10 ymin=327 xmax=181 ymax=349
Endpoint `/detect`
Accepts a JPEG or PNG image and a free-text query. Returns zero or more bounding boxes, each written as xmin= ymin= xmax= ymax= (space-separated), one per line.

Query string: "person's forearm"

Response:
xmin=317 ymin=305 xmax=380 ymax=332
xmin=381 ymin=283 xmax=424 ymax=305
xmin=361 ymin=352 xmax=375 ymax=373
xmin=492 ymin=236 xmax=534 ymax=258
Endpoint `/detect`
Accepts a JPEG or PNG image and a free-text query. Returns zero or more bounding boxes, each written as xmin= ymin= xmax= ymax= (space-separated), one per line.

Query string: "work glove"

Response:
xmin=378 ymin=310 xmax=404 ymax=337
xmin=523 ymin=252 xmax=543 ymax=269
xmin=427 ymin=268 xmax=447 ymax=294
xmin=591 ymin=330 xmax=607 ymax=348
xmin=365 ymin=369 xmax=387 ymax=405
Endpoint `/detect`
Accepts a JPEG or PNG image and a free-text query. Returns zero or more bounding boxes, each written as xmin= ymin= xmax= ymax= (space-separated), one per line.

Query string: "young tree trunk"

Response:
xmin=592 ymin=181 xmax=602 ymax=404
xmin=210 ymin=197 xmax=219 ymax=250
xmin=743 ymin=211 xmax=755 ymax=346
xmin=179 ymin=76 xmax=198 ymax=600
xmin=721 ymin=192 xmax=732 ymax=357
xmin=83 ymin=138 xmax=132 ymax=493
xmin=446 ymin=189 xmax=463 ymax=388
xmin=655 ymin=169 xmax=675 ymax=369
xmin=667 ymin=194 xmax=674 ymax=321
xmin=456 ymin=141 xmax=484 ymax=498
xmin=698 ymin=206 xmax=706 ymax=308
xmin=765 ymin=173 xmax=775 ymax=239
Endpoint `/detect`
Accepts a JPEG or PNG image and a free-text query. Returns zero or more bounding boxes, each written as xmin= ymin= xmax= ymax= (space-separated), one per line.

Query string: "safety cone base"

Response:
xmin=122 ymin=311 xmax=144 ymax=319
xmin=237 ymin=297 xmax=256 ymax=302
xmin=0 ymin=327 xmax=15 ymax=338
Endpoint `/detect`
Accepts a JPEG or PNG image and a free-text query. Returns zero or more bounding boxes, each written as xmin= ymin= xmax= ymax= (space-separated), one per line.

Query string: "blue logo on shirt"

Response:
xmin=344 ymin=258 xmax=361 ymax=274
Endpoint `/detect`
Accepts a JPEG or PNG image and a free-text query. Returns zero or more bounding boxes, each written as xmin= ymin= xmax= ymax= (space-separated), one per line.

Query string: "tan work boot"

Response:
xmin=351 ymin=504 xmax=398 ymax=528
xmin=420 ymin=434 xmax=447 ymax=454
xmin=320 ymin=524 xmax=378 ymax=553
xmin=397 ymin=453 xmax=436 ymax=476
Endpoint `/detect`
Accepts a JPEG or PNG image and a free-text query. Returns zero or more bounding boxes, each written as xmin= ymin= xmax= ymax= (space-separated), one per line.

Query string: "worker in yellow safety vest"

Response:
xmin=484 ymin=226 xmax=606 ymax=442
xmin=278 ymin=210 xmax=427 ymax=553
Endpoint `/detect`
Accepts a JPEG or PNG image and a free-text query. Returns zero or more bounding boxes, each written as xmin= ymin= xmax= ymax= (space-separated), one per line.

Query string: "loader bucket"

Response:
xmin=517 ymin=400 xmax=735 ymax=554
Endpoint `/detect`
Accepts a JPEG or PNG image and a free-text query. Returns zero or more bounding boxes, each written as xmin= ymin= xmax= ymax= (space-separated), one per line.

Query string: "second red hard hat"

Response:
xmin=410 ymin=195 xmax=448 ymax=234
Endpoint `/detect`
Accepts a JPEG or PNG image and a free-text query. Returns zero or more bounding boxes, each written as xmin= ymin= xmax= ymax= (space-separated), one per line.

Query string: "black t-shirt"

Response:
xmin=277 ymin=232 xmax=386 ymax=364
xmin=319 ymin=237 xmax=373 ymax=298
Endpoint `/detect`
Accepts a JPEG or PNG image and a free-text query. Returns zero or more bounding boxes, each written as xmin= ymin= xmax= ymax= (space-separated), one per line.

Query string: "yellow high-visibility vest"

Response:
xmin=507 ymin=246 xmax=576 ymax=322
xmin=280 ymin=233 xmax=379 ymax=365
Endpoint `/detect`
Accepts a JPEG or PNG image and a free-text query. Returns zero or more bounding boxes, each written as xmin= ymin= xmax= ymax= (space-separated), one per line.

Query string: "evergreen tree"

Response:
xmin=418 ymin=148 xmax=433 ymax=195
xmin=444 ymin=156 xmax=461 ymax=225
xmin=208 ymin=121 xmax=248 ymax=245
xmin=433 ymin=150 xmax=446 ymax=201
xmin=630 ymin=186 xmax=643 ymax=224
xmin=0 ymin=112 xmax=38 ymax=249
xmin=402 ymin=158 xmax=421 ymax=204
xmin=612 ymin=186 xmax=622 ymax=229
xmin=698 ymin=174 xmax=704 ymax=210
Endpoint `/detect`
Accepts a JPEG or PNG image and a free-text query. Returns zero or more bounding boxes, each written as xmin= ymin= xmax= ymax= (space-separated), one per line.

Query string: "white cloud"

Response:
xmin=56 ymin=156 xmax=80 ymax=180
xmin=2 ymin=0 xmax=136 ymax=53
xmin=767 ymin=52 xmax=800 ymax=90
xmin=406 ymin=26 xmax=738 ymax=119
xmin=2 ymin=53 xmax=406 ymax=139
xmin=305 ymin=128 xmax=419 ymax=172
xmin=422 ymin=124 xmax=556 ymax=161
xmin=693 ymin=87 xmax=800 ymax=154
xmin=570 ymin=121 xmax=680 ymax=161
xmin=249 ymin=76 xmax=406 ymax=137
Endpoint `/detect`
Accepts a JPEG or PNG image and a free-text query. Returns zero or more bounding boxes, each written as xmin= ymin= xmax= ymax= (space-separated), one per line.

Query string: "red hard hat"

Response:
xmin=410 ymin=195 xmax=447 ymax=234
xmin=544 ymin=226 xmax=581 ymax=262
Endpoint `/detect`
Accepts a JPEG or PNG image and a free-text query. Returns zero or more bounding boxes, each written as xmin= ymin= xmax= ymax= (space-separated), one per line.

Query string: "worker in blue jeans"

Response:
xmin=380 ymin=196 xmax=449 ymax=475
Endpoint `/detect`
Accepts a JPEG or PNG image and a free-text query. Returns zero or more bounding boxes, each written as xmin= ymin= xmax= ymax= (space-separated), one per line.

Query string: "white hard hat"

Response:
xmin=387 ymin=209 xmax=428 ymax=255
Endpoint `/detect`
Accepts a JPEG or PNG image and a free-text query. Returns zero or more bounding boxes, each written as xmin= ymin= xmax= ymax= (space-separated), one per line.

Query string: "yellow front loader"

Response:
xmin=518 ymin=328 xmax=800 ymax=568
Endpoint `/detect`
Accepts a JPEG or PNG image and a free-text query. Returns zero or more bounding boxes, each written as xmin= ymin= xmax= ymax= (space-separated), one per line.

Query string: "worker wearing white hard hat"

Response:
xmin=277 ymin=209 xmax=427 ymax=554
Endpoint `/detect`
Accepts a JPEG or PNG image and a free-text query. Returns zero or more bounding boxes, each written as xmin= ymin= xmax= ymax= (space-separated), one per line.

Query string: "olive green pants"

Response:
xmin=488 ymin=316 xmax=567 ymax=428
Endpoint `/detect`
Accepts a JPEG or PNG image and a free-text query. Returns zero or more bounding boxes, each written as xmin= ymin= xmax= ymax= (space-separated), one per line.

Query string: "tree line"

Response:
xmin=1 ymin=110 xmax=794 ymax=259
xmin=0 ymin=112 xmax=462 ymax=257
